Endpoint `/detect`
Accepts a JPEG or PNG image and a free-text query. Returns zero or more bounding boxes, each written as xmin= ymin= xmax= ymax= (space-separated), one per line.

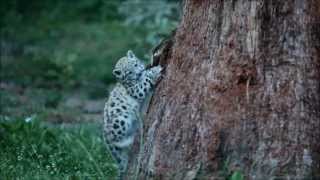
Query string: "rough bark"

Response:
xmin=127 ymin=0 xmax=320 ymax=179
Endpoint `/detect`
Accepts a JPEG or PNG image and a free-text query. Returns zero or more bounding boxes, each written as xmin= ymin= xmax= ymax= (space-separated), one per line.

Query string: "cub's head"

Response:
xmin=113 ymin=50 xmax=145 ymax=82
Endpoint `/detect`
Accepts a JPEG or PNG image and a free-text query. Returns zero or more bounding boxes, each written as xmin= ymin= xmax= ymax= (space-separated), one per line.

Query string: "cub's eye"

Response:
xmin=134 ymin=64 xmax=138 ymax=67
xmin=113 ymin=70 xmax=121 ymax=76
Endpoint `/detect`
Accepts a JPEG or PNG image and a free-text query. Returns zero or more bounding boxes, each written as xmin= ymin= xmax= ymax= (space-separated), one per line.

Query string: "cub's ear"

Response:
xmin=127 ymin=50 xmax=135 ymax=59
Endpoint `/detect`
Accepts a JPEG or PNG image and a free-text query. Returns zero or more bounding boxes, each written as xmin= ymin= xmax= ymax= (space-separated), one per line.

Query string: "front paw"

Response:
xmin=151 ymin=65 xmax=163 ymax=79
xmin=152 ymin=65 xmax=163 ymax=74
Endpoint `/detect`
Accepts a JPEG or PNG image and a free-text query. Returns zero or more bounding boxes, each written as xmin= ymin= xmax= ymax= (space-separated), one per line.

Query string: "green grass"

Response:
xmin=0 ymin=117 xmax=117 ymax=179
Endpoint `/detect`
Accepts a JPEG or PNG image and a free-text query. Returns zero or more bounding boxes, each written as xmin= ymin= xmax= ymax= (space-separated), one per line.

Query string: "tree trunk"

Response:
xmin=127 ymin=0 xmax=320 ymax=179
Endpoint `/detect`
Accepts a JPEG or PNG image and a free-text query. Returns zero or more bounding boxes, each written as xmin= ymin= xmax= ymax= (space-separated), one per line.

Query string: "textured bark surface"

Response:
xmin=127 ymin=0 xmax=320 ymax=179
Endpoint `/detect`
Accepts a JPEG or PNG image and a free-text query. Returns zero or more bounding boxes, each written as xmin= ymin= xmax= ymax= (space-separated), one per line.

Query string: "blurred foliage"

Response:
xmin=218 ymin=158 xmax=246 ymax=180
xmin=1 ymin=0 xmax=180 ymax=97
xmin=0 ymin=117 xmax=117 ymax=179
xmin=119 ymin=0 xmax=180 ymax=48
xmin=229 ymin=171 xmax=245 ymax=180
xmin=0 ymin=1 xmax=180 ymax=178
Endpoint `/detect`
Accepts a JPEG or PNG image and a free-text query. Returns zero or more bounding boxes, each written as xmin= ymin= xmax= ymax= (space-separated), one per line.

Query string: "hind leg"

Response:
xmin=108 ymin=145 xmax=128 ymax=179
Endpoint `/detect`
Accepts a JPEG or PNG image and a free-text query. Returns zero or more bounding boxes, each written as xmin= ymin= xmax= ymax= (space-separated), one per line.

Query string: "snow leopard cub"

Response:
xmin=103 ymin=50 xmax=162 ymax=178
